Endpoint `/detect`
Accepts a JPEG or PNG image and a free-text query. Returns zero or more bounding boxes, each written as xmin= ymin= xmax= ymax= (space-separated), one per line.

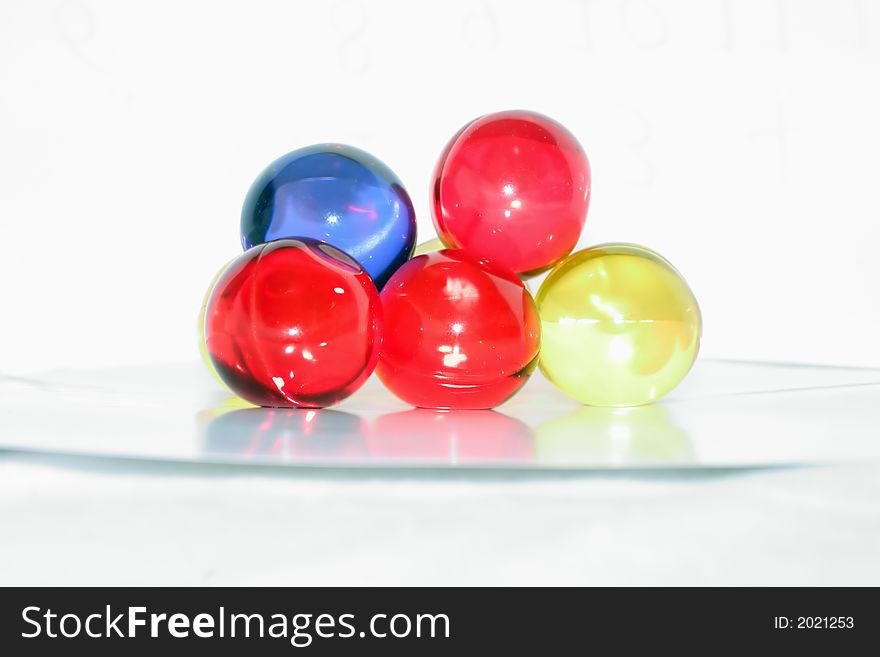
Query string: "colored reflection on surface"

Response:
xmin=205 ymin=238 xmax=383 ymax=408
xmin=432 ymin=110 xmax=590 ymax=276
xmin=370 ymin=409 xmax=534 ymax=464
xmin=195 ymin=395 xmax=257 ymax=427
xmin=200 ymin=406 xmax=533 ymax=465
xmin=536 ymin=404 xmax=693 ymax=465
xmin=377 ymin=249 xmax=541 ymax=410
xmin=536 ymin=243 xmax=701 ymax=406
xmin=198 ymin=402 xmax=693 ymax=467
xmin=202 ymin=407 xmax=367 ymax=460
xmin=241 ymin=143 xmax=416 ymax=289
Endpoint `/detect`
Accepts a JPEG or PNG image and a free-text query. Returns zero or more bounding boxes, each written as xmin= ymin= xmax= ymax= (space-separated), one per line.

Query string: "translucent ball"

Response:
xmin=413 ymin=237 xmax=446 ymax=256
xmin=536 ymin=243 xmax=701 ymax=406
xmin=240 ymin=144 xmax=416 ymax=289
xmin=432 ymin=110 xmax=590 ymax=276
xmin=205 ymin=238 xmax=383 ymax=408
xmin=377 ymin=249 xmax=541 ymax=409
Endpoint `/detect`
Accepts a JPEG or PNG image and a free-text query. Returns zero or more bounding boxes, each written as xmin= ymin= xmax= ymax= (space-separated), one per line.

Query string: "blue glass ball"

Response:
xmin=241 ymin=144 xmax=417 ymax=289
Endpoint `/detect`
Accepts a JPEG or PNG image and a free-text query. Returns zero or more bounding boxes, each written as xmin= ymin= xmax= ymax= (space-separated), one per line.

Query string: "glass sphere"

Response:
xmin=377 ymin=249 xmax=541 ymax=409
xmin=413 ymin=237 xmax=446 ymax=256
xmin=431 ymin=110 xmax=590 ymax=276
xmin=205 ymin=238 xmax=382 ymax=408
xmin=240 ymin=143 xmax=416 ymax=289
xmin=536 ymin=243 xmax=701 ymax=406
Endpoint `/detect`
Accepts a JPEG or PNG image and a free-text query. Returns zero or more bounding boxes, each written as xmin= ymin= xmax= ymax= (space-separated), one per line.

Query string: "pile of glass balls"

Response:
xmin=199 ymin=110 xmax=701 ymax=410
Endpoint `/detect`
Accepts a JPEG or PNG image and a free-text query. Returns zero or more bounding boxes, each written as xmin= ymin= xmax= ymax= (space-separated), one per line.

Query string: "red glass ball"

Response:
xmin=432 ymin=110 xmax=591 ymax=276
xmin=205 ymin=238 xmax=382 ymax=408
xmin=376 ymin=249 xmax=541 ymax=409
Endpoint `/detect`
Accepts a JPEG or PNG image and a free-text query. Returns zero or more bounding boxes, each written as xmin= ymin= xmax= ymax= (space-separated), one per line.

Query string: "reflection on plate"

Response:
xmin=199 ymin=404 xmax=691 ymax=467
xmin=1 ymin=360 xmax=879 ymax=469
xmin=203 ymin=408 xmax=368 ymax=461
xmin=201 ymin=406 xmax=535 ymax=465
xmin=536 ymin=405 xmax=692 ymax=465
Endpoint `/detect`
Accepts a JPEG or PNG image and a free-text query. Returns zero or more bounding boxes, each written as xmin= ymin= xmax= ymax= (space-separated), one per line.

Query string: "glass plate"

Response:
xmin=1 ymin=359 xmax=878 ymax=470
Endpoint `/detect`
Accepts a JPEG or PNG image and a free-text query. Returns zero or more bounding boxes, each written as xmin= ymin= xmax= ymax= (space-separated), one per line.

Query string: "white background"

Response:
xmin=2 ymin=1 xmax=879 ymax=591
xmin=1 ymin=0 xmax=879 ymax=373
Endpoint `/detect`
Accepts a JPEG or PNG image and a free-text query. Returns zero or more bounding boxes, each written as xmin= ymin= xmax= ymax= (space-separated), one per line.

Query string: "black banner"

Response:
xmin=0 ymin=587 xmax=874 ymax=653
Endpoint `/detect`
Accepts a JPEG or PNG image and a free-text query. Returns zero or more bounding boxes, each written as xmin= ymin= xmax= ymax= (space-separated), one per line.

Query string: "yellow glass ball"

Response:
xmin=536 ymin=243 xmax=701 ymax=406
xmin=198 ymin=260 xmax=234 ymax=390
xmin=414 ymin=237 xmax=536 ymax=292
xmin=413 ymin=237 xmax=447 ymax=256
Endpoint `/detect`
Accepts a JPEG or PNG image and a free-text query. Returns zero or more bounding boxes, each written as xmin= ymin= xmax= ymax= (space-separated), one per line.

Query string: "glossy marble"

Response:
xmin=537 ymin=243 xmax=701 ymax=406
xmin=376 ymin=249 xmax=540 ymax=409
xmin=205 ymin=238 xmax=382 ymax=407
xmin=413 ymin=237 xmax=446 ymax=256
xmin=241 ymin=144 xmax=416 ymax=289
xmin=432 ymin=110 xmax=590 ymax=276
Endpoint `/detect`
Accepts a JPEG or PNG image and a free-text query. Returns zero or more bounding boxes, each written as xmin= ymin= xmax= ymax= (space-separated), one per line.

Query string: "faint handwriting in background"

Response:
xmin=523 ymin=0 xmax=873 ymax=186
xmin=332 ymin=0 xmax=370 ymax=74
xmin=463 ymin=0 xmax=499 ymax=53
xmin=620 ymin=0 xmax=668 ymax=48
xmin=624 ymin=111 xmax=655 ymax=188
xmin=1 ymin=0 xmax=874 ymax=372
xmin=720 ymin=0 xmax=733 ymax=50
xmin=53 ymin=0 xmax=132 ymax=107
xmin=777 ymin=0 xmax=788 ymax=51
xmin=573 ymin=0 xmax=595 ymax=52
xmin=49 ymin=0 xmax=873 ymax=192
xmin=55 ymin=0 xmax=101 ymax=72
xmin=745 ymin=102 xmax=787 ymax=182
xmin=853 ymin=0 xmax=867 ymax=48
xmin=569 ymin=0 xmax=868 ymax=53
xmin=721 ymin=0 xmax=865 ymax=51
